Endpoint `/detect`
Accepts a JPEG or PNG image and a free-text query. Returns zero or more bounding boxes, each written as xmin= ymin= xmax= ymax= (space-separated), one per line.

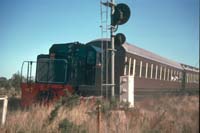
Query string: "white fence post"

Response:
xmin=0 ymin=95 xmax=8 ymax=126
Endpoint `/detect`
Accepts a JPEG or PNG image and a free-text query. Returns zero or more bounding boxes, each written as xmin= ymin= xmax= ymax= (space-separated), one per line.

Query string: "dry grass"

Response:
xmin=0 ymin=94 xmax=199 ymax=133
xmin=127 ymin=95 xmax=199 ymax=133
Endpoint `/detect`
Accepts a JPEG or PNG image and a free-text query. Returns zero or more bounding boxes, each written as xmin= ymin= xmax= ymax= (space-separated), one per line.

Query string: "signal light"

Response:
xmin=111 ymin=3 xmax=131 ymax=26
xmin=114 ymin=33 xmax=126 ymax=46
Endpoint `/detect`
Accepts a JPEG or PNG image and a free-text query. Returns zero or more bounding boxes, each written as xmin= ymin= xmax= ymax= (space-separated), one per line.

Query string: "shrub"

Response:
xmin=59 ymin=118 xmax=87 ymax=133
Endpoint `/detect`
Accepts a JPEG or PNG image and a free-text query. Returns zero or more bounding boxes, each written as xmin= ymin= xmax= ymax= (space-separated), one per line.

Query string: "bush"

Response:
xmin=59 ymin=118 xmax=87 ymax=133
xmin=49 ymin=90 xmax=80 ymax=122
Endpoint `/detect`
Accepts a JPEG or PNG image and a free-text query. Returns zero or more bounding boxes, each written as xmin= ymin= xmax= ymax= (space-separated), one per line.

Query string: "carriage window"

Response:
xmin=150 ymin=64 xmax=154 ymax=79
xmin=152 ymin=65 xmax=156 ymax=79
xmin=147 ymin=63 xmax=151 ymax=78
xmin=157 ymin=66 xmax=160 ymax=80
xmin=135 ymin=63 xmax=140 ymax=77
xmin=142 ymin=65 xmax=146 ymax=78
xmin=196 ymin=74 xmax=199 ymax=83
xmin=195 ymin=75 xmax=197 ymax=83
xmin=162 ymin=68 xmax=165 ymax=80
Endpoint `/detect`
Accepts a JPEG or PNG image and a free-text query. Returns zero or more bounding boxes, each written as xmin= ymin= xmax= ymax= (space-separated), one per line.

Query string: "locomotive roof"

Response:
xmin=87 ymin=38 xmax=183 ymax=69
xmin=50 ymin=42 xmax=82 ymax=52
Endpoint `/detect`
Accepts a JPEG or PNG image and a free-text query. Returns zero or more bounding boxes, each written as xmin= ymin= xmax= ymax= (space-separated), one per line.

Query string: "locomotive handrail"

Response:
xmin=21 ymin=61 xmax=36 ymax=84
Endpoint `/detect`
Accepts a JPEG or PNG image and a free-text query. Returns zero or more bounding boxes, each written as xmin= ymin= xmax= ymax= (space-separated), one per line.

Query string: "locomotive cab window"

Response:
xmin=87 ymin=51 xmax=96 ymax=65
xmin=36 ymin=59 xmax=67 ymax=84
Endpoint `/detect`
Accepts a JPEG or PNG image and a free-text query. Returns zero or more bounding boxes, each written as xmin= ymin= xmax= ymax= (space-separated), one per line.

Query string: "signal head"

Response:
xmin=114 ymin=33 xmax=126 ymax=46
xmin=111 ymin=3 xmax=131 ymax=26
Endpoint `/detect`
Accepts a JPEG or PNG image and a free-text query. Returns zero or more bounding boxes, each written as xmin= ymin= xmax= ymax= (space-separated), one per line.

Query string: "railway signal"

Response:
xmin=111 ymin=3 xmax=130 ymax=46
xmin=101 ymin=1 xmax=131 ymax=98
xmin=110 ymin=2 xmax=131 ymax=97
xmin=114 ymin=33 xmax=126 ymax=46
xmin=111 ymin=3 xmax=131 ymax=26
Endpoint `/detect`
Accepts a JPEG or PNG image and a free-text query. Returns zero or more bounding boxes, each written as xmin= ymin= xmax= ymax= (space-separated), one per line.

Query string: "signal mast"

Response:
xmin=100 ymin=0 xmax=131 ymax=98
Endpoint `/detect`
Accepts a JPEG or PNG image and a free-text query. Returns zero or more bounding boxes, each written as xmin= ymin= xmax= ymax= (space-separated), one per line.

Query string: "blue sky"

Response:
xmin=0 ymin=0 xmax=199 ymax=78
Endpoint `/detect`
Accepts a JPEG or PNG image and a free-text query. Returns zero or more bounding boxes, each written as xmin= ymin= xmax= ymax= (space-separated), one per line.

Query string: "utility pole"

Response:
xmin=110 ymin=0 xmax=115 ymax=98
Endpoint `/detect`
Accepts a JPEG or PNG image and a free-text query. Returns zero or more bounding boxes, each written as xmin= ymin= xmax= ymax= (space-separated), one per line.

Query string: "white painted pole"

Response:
xmin=160 ymin=66 xmax=162 ymax=80
xmin=139 ymin=61 xmax=142 ymax=78
xmin=132 ymin=59 xmax=136 ymax=77
xmin=145 ymin=63 xmax=148 ymax=78
xmin=164 ymin=67 xmax=166 ymax=80
xmin=0 ymin=96 xmax=8 ymax=126
xmin=124 ymin=56 xmax=128 ymax=75
xmin=155 ymin=65 xmax=158 ymax=80
xmin=167 ymin=69 xmax=170 ymax=81
xmin=128 ymin=58 xmax=132 ymax=76
xmin=171 ymin=69 xmax=173 ymax=81
xmin=150 ymin=64 xmax=153 ymax=79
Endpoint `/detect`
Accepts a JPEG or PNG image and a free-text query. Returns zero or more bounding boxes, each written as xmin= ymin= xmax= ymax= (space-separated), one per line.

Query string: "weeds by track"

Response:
xmin=0 ymin=93 xmax=199 ymax=133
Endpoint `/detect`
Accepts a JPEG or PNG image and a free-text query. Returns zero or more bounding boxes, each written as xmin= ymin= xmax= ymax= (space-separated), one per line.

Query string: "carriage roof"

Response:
xmin=87 ymin=38 xmax=183 ymax=69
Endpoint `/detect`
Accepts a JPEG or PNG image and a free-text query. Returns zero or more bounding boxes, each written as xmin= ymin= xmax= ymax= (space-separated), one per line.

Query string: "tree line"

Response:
xmin=0 ymin=72 xmax=21 ymax=92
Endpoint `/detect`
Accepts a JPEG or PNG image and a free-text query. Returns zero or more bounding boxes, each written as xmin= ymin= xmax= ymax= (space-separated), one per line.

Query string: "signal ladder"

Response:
xmin=100 ymin=0 xmax=110 ymax=98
